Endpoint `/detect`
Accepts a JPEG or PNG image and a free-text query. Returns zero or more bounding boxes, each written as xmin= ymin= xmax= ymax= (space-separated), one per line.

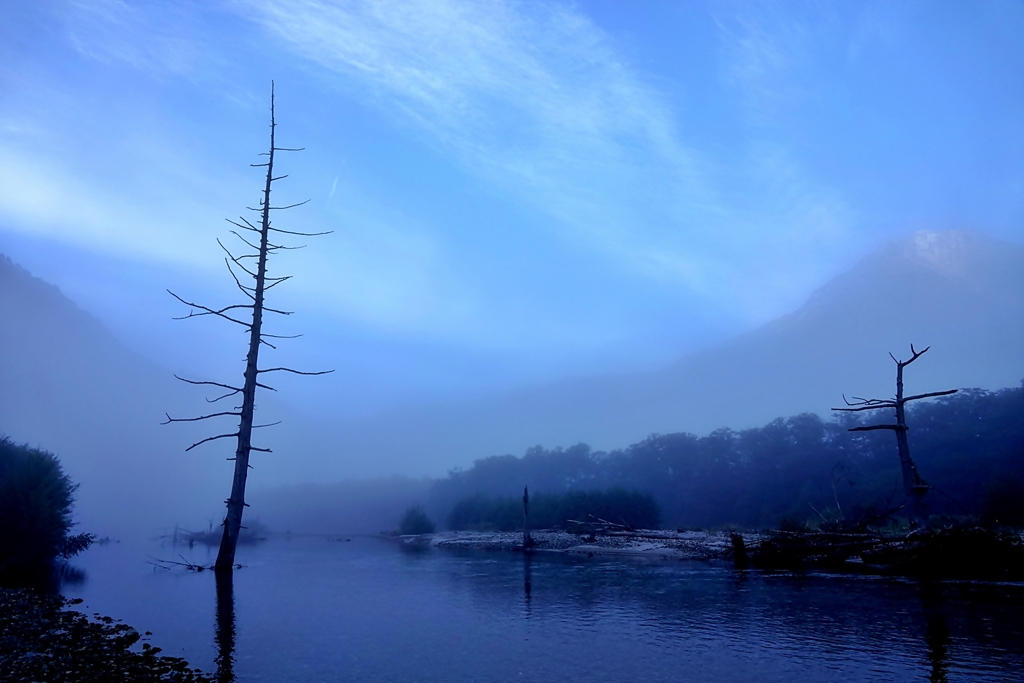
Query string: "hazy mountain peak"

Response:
xmin=899 ymin=229 xmax=998 ymax=278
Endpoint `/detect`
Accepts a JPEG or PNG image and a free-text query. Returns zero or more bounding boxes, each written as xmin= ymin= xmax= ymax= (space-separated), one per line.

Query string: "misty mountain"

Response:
xmin=314 ymin=230 xmax=1024 ymax=477
xmin=3 ymin=230 xmax=1022 ymax=535
xmin=0 ymin=254 xmax=224 ymax=536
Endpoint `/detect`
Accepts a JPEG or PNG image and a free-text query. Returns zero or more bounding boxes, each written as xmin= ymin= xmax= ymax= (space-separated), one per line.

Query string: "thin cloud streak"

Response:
xmin=242 ymin=0 xmax=858 ymax=320
xmin=242 ymin=0 xmax=722 ymax=282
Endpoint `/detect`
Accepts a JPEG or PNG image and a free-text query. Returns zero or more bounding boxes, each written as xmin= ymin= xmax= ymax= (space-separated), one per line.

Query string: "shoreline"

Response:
xmin=396 ymin=529 xmax=757 ymax=561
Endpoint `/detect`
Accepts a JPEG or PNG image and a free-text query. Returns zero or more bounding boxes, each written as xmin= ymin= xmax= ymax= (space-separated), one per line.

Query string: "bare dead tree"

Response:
xmin=164 ymin=83 xmax=331 ymax=573
xmin=832 ymin=344 xmax=956 ymax=516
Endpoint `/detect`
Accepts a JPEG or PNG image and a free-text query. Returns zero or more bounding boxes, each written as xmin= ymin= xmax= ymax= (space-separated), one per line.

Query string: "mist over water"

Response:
xmin=65 ymin=536 xmax=1024 ymax=683
xmin=2 ymin=5 xmax=1024 ymax=682
xmin=3 ymin=229 xmax=1023 ymax=538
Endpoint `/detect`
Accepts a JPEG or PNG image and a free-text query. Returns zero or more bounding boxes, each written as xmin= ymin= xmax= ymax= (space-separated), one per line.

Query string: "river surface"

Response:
xmin=63 ymin=534 xmax=1024 ymax=682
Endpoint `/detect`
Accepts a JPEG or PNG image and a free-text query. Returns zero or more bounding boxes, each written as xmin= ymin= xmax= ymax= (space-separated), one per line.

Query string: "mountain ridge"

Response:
xmin=2 ymin=229 xmax=1022 ymax=492
xmin=309 ymin=229 xmax=1024 ymax=477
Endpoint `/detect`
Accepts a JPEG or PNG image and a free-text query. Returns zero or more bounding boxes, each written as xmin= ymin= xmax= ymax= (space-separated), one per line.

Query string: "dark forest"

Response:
xmin=427 ymin=385 xmax=1024 ymax=531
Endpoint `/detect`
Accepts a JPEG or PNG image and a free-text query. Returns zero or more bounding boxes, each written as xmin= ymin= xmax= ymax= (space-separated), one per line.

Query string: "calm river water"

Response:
xmin=63 ymin=535 xmax=1024 ymax=682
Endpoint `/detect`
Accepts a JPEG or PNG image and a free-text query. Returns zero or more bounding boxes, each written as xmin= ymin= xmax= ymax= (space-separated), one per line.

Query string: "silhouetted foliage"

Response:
xmin=428 ymin=384 xmax=1024 ymax=530
xmin=981 ymin=473 xmax=1024 ymax=527
xmin=398 ymin=505 xmax=436 ymax=535
xmin=447 ymin=488 xmax=660 ymax=531
xmin=0 ymin=438 xmax=93 ymax=578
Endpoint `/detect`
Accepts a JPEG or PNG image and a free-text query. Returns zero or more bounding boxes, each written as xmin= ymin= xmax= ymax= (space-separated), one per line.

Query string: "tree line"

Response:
xmin=425 ymin=384 xmax=1024 ymax=530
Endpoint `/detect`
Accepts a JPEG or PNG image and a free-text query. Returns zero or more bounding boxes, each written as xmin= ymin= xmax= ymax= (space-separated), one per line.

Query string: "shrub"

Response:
xmin=0 ymin=438 xmax=93 ymax=576
xmin=981 ymin=473 xmax=1024 ymax=527
xmin=399 ymin=505 xmax=436 ymax=535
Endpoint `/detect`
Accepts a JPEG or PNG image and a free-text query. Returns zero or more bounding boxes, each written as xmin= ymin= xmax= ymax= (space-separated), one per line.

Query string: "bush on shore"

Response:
xmin=0 ymin=437 xmax=93 ymax=579
xmin=399 ymin=505 xmax=436 ymax=535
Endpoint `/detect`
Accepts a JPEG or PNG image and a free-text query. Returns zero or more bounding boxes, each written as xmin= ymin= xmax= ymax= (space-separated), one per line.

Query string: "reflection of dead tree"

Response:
xmin=833 ymin=344 xmax=956 ymax=516
xmin=164 ymin=83 xmax=331 ymax=573
xmin=522 ymin=486 xmax=533 ymax=549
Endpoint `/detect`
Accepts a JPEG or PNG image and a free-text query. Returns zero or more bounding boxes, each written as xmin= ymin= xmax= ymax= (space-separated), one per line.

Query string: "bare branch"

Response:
xmin=226 ymin=217 xmax=259 ymax=234
xmin=256 ymin=382 xmax=276 ymax=392
xmin=252 ymin=421 xmax=282 ymax=429
xmin=173 ymin=375 xmax=243 ymax=393
xmin=273 ymin=146 xmax=305 ymax=152
xmin=217 ymin=239 xmax=259 ymax=277
xmin=833 ymin=404 xmax=897 ymax=413
xmin=903 ymin=388 xmax=958 ymax=402
xmin=257 ymin=367 xmax=334 ymax=376
xmin=849 ymin=424 xmax=905 ymax=432
xmin=268 ymin=226 xmax=332 ymax=237
xmin=229 ymin=229 xmax=262 ymax=253
xmin=261 ymin=332 xmax=302 ymax=340
xmin=185 ymin=432 xmax=239 ymax=452
xmin=270 ymin=174 xmax=288 ymax=181
xmin=833 ymin=393 xmax=896 ymax=412
xmin=167 ymin=290 xmax=253 ymax=327
xmin=268 ymin=199 xmax=310 ymax=210
xmin=264 ymin=276 xmax=293 ymax=291
xmin=162 ymin=410 xmax=241 ymax=424
xmin=259 ymin=338 xmax=277 ymax=350
xmin=206 ymin=390 xmax=242 ymax=403
xmin=889 ymin=344 xmax=931 ymax=368
xmin=840 ymin=394 xmax=895 ymax=407
xmin=263 ymin=305 xmax=293 ymax=316
xmin=224 ymin=260 xmax=256 ymax=300
xmin=250 ymin=447 xmax=272 ymax=453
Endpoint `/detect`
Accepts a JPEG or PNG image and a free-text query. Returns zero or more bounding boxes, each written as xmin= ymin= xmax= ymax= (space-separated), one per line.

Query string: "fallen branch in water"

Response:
xmin=148 ymin=555 xmax=241 ymax=572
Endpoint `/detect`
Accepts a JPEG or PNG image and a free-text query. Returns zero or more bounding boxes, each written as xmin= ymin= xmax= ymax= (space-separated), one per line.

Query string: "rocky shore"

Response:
xmin=0 ymin=588 xmax=214 ymax=682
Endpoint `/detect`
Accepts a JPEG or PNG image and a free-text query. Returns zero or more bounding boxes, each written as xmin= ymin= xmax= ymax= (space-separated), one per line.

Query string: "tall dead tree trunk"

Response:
xmin=833 ymin=344 xmax=956 ymax=517
xmin=164 ymin=83 xmax=331 ymax=573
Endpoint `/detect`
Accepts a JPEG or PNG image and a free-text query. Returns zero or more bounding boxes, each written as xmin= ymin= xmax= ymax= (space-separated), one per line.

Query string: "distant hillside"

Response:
xmin=0 ymin=254 xmax=222 ymax=535
xmin=311 ymin=230 xmax=1024 ymax=477
xmin=4 ymin=229 xmax=1023 ymax=509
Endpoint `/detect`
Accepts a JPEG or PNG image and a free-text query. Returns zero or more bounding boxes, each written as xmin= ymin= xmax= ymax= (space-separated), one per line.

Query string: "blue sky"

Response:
xmin=2 ymin=0 xmax=1023 ymax=417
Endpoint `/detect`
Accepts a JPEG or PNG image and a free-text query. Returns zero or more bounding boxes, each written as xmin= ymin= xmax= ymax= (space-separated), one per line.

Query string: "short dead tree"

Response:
xmin=164 ymin=83 xmax=331 ymax=573
xmin=832 ymin=344 xmax=956 ymax=518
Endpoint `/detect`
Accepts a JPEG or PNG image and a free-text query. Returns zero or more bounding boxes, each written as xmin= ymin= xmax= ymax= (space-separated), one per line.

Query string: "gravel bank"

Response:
xmin=398 ymin=529 xmax=757 ymax=560
xmin=0 ymin=588 xmax=214 ymax=682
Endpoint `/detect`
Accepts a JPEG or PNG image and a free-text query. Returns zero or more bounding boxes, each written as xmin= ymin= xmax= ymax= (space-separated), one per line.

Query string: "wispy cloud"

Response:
xmin=61 ymin=0 xmax=225 ymax=80
xmin=241 ymin=0 xmax=720 ymax=285
xmin=8 ymin=0 xmax=863 ymax=334
xmin=239 ymin=0 xmax=859 ymax=320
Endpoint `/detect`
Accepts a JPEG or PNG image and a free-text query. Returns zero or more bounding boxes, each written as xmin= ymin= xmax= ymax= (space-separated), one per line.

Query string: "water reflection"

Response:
xmin=0 ymin=561 xmax=87 ymax=592
xmin=437 ymin=548 xmax=1024 ymax=680
xmin=64 ymin=537 xmax=1024 ymax=683
xmin=523 ymin=552 xmax=532 ymax=611
xmin=920 ymin=584 xmax=950 ymax=683
xmin=214 ymin=570 xmax=236 ymax=683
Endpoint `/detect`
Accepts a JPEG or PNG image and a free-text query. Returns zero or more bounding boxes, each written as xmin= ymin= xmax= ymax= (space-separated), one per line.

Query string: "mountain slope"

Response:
xmin=314 ymin=230 xmax=1024 ymax=477
xmin=4 ymin=229 xmax=1022 ymax=492
xmin=0 ymin=255 xmax=223 ymax=535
